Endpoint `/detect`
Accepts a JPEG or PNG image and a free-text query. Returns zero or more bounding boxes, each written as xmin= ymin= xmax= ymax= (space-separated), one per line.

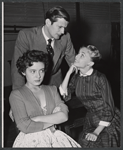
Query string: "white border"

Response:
xmin=2 ymin=2 xmax=4 ymax=148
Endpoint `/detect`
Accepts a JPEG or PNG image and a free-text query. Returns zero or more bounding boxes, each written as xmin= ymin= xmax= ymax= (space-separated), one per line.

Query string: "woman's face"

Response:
xmin=23 ymin=62 xmax=45 ymax=87
xmin=74 ymin=47 xmax=92 ymax=68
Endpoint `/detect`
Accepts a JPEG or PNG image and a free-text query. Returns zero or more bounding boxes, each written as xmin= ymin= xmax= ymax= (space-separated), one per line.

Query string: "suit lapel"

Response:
xmin=33 ymin=26 xmax=47 ymax=53
xmin=53 ymin=40 xmax=62 ymax=69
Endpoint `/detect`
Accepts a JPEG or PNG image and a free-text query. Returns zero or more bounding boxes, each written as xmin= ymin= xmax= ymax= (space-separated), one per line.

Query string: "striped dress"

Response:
xmin=65 ymin=69 xmax=120 ymax=148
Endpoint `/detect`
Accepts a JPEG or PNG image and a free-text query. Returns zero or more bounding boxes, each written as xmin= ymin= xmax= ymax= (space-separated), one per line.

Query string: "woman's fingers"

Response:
xmin=71 ymin=64 xmax=78 ymax=73
xmin=85 ymin=133 xmax=98 ymax=141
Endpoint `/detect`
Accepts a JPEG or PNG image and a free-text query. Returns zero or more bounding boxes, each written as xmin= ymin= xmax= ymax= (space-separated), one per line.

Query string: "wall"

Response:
xmin=4 ymin=33 xmax=17 ymax=86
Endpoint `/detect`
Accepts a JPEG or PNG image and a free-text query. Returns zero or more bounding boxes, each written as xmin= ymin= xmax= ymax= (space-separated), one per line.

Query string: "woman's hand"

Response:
xmin=85 ymin=132 xmax=98 ymax=141
xmin=68 ymin=64 xmax=78 ymax=75
xmin=53 ymin=106 xmax=61 ymax=113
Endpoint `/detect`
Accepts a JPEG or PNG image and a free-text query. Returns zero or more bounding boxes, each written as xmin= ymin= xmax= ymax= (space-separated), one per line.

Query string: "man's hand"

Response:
xmin=9 ymin=109 xmax=14 ymax=122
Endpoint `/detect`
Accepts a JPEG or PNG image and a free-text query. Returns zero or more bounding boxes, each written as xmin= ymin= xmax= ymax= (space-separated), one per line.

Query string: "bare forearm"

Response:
xmin=85 ymin=125 xmax=105 ymax=141
xmin=32 ymin=112 xmax=68 ymax=124
xmin=43 ymin=122 xmax=54 ymax=129
xmin=93 ymin=125 xmax=105 ymax=135
xmin=61 ymin=72 xmax=71 ymax=92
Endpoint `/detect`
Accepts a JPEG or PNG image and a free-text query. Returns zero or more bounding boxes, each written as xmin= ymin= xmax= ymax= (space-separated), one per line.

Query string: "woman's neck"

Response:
xmin=79 ymin=67 xmax=92 ymax=75
xmin=25 ymin=83 xmax=41 ymax=92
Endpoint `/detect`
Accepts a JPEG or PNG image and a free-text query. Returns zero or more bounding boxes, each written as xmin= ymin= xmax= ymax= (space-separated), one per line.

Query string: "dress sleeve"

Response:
xmin=98 ymin=74 xmax=115 ymax=122
xmin=9 ymin=90 xmax=44 ymax=134
xmin=11 ymin=30 xmax=29 ymax=90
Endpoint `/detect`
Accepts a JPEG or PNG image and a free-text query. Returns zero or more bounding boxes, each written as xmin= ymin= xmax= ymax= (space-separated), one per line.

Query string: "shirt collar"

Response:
xmin=42 ymin=26 xmax=54 ymax=44
xmin=79 ymin=68 xmax=93 ymax=77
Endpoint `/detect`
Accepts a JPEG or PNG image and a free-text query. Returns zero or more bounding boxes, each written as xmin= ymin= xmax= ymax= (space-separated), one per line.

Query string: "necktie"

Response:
xmin=46 ymin=39 xmax=54 ymax=57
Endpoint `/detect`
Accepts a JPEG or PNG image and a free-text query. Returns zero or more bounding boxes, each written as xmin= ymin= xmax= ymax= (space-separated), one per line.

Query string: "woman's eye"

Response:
xmin=31 ymin=70 xmax=35 ymax=74
xmin=40 ymin=69 xmax=45 ymax=73
xmin=81 ymin=54 xmax=84 ymax=57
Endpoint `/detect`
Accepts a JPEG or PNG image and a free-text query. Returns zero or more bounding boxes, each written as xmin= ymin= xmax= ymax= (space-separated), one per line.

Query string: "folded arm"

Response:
xmin=9 ymin=90 xmax=49 ymax=134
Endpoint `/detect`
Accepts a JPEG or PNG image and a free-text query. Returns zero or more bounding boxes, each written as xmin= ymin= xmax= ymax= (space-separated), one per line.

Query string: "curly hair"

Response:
xmin=45 ymin=6 xmax=70 ymax=24
xmin=86 ymin=45 xmax=102 ymax=63
xmin=16 ymin=50 xmax=49 ymax=76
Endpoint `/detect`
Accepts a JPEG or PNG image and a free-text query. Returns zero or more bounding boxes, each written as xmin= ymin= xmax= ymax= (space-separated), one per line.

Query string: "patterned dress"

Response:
xmin=65 ymin=69 xmax=120 ymax=148
xmin=9 ymin=85 xmax=81 ymax=147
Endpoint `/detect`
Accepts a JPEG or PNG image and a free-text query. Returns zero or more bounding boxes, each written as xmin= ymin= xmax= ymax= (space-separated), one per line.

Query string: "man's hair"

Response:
xmin=86 ymin=45 xmax=102 ymax=63
xmin=45 ymin=6 xmax=70 ymax=24
xmin=16 ymin=50 xmax=49 ymax=76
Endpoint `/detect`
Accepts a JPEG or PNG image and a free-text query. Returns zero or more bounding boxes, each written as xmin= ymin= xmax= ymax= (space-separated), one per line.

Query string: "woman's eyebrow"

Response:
xmin=40 ymin=68 xmax=45 ymax=70
xmin=80 ymin=51 xmax=85 ymax=55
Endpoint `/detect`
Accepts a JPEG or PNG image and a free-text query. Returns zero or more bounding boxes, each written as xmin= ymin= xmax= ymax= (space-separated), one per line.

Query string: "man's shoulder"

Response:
xmin=20 ymin=26 xmax=42 ymax=34
xmin=59 ymin=32 xmax=71 ymax=44
xmin=61 ymin=32 xmax=70 ymax=39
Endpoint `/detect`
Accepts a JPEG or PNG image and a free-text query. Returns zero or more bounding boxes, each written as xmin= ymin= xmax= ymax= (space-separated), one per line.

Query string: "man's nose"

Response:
xmin=61 ymin=28 xmax=65 ymax=34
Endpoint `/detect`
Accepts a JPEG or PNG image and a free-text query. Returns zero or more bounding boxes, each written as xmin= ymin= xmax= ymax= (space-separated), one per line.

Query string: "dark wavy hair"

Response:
xmin=45 ymin=6 xmax=70 ymax=24
xmin=16 ymin=50 xmax=49 ymax=76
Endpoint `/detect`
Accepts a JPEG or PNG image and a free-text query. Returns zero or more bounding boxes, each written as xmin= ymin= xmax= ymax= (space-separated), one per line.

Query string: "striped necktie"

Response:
xmin=46 ymin=39 xmax=54 ymax=58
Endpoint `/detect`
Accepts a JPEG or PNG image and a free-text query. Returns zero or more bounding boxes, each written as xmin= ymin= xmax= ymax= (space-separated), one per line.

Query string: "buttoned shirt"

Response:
xmin=42 ymin=26 xmax=54 ymax=48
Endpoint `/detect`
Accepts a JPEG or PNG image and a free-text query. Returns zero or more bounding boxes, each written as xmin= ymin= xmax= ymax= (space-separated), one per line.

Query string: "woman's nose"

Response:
xmin=75 ymin=54 xmax=79 ymax=59
xmin=36 ymin=72 xmax=41 ymax=78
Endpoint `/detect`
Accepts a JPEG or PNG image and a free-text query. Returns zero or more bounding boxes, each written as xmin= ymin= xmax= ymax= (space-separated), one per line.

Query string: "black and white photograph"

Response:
xmin=2 ymin=0 xmax=122 ymax=148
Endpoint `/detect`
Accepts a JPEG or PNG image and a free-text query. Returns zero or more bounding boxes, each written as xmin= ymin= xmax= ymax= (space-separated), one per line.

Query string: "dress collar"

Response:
xmin=79 ymin=68 xmax=93 ymax=77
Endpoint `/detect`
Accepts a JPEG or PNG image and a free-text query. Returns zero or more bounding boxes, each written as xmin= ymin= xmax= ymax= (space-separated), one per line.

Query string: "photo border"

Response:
xmin=1 ymin=0 xmax=123 ymax=149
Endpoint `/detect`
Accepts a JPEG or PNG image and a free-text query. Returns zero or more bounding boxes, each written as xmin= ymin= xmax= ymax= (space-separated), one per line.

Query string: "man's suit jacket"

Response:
xmin=11 ymin=26 xmax=75 ymax=89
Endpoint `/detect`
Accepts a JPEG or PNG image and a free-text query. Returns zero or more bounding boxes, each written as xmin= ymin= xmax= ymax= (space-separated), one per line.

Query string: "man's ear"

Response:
xmin=45 ymin=19 xmax=51 ymax=26
xmin=22 ymin=72 xmax=25 ymax=76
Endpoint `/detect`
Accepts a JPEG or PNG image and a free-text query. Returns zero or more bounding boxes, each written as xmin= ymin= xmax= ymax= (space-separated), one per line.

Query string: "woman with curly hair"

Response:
xmin=60 ymin=45 xmax=120 ymax=148
xmin=9 ymin=50 xmax=81 ymax=147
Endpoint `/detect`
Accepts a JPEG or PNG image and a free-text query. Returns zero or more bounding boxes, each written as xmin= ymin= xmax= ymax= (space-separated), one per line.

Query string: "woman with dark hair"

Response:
xmin=9 ymin=50 xmax=81 ymax=147
xmin=60 ymin=45 xmax=120 ymax=147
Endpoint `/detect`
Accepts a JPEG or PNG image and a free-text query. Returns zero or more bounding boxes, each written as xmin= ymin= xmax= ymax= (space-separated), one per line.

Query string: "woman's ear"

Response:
xmin=45 ymin=19 xmax=51 ymax=26
xmin=88 ymin=61 xmax=94 ymax=67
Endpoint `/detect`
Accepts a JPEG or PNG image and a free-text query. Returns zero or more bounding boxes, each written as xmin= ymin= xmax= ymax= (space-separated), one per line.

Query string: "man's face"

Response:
xmin=47 ymin=18 xmax=69 ymax=39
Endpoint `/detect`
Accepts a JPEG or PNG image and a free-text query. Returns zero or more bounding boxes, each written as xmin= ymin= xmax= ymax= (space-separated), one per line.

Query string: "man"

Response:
xmin=11 ymin=6 xmax=76 ymax=90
